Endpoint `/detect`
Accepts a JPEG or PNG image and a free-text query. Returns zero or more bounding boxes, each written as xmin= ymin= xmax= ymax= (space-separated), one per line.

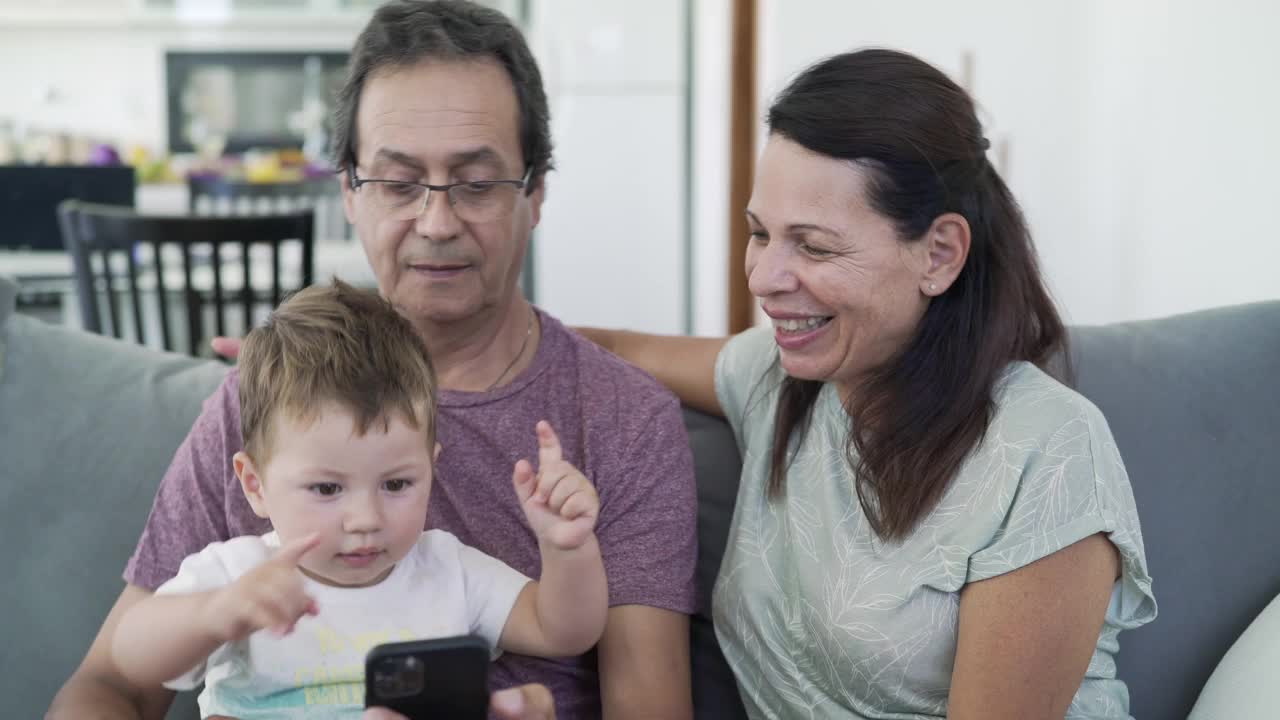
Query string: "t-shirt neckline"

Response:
xmin=438 ymin=306 xmax=559 ymax=409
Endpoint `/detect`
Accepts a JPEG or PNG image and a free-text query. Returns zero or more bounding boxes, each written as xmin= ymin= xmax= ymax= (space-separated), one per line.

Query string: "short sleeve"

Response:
xmin=967 ymin=394 xmax=1157 ymax=630
xmin=125 ymin=371 xmax=248 ymax=589
xmin=153 ymin=536 xmax=269 ymax=690
xmin=457 ymin=540 xmax=532 ymax=653
xmin=713 ymin=326 xmax=782 ymax=448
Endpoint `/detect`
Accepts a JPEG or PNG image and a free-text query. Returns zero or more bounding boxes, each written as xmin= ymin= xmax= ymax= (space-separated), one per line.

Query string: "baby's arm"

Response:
xmin=499 ymin=421 xmax=609 ymax=657
xmin=111 ymin=534 xmax=320 ymax=687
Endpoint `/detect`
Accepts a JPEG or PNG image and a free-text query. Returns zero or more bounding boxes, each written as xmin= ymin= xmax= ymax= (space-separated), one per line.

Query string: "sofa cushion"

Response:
xmin=0 ymin=275 xmax=227 ymax=719
xmin=1189 ymin=592 xmax=1280 ymax=719
xmin=684 ymin=407 xmax=747 ymax=719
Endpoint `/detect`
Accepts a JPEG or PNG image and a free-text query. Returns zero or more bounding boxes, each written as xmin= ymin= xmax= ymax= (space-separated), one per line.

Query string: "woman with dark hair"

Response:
xmin=580 ymin=49 xmax=1155 ymax=719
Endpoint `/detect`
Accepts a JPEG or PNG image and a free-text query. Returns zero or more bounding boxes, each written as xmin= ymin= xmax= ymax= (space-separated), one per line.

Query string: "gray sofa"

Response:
xmin=2 ymin=272 xmax=1277 ymax=720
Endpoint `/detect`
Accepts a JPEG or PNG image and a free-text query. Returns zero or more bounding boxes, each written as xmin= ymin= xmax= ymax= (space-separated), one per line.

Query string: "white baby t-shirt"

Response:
xmin=156 ymin=529 xmax=531 ymax=719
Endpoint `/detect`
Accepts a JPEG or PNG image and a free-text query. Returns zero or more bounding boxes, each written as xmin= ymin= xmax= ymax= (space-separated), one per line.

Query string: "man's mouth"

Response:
xmin=409 ymin=261 xmax=470 ymax=273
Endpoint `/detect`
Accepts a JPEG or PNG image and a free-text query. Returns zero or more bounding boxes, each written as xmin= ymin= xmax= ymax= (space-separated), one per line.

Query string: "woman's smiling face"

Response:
xmin=745 ymin=135 xmax=933 ymax=395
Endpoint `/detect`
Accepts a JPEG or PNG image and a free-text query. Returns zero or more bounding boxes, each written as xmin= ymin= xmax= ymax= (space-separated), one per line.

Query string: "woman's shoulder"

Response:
xmin=716 ymin=326 xmax=780 ymax=383
xmin=990 ymin=361 xmax=1112 ymax=443
xmin=714 ymin=326 xmax=784 ymax=436
xmin=963 ymin=362 xmax=1127 ymax=500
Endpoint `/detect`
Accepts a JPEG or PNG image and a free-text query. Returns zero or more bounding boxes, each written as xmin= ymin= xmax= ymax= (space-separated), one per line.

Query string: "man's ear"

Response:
xmin=920 ymin=212 xmax=972 ymax=297
xmin=527 ymin=175 xmax=545 ymax=229
xmin=340 ymin=165 xmax=357 ymax=225
xmin=233 ymin=451 xmax=271 ymax=520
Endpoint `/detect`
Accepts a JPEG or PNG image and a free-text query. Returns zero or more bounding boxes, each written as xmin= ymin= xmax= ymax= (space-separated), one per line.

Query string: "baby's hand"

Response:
xmin=512 ymin=421 xmax=600 ymax=551
xmin=202 ymin=533 xmax=321 ymax=643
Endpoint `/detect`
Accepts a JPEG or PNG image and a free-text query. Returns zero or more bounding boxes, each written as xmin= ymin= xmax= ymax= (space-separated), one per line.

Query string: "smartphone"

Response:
xmin=365 ymin=635 xmax=490 ymax=719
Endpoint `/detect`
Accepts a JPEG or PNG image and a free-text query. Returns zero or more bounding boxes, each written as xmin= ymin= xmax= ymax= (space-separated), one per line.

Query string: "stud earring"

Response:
xmin=928 ymin=283 xmax=937 ymax=293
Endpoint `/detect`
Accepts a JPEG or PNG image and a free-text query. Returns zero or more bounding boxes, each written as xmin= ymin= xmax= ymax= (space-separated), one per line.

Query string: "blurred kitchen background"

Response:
xmin=1 ymin=0 xmax=1276 ymax=344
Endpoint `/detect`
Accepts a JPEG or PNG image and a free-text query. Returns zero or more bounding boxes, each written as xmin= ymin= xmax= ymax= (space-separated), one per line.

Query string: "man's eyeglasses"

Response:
xmin=348 ymin=166 xmax=532 ymax=223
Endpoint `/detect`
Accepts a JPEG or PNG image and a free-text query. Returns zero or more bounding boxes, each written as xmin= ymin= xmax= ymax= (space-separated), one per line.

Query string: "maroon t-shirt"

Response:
xmin=125 ymin=309 xmax=698 ymax=719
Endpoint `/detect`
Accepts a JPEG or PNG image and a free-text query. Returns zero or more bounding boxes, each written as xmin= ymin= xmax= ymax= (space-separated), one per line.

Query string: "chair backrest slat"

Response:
xmin=125 ymin=246 xmax=145 ymax=345
xmin=272 ymin=241 xmax=283 ymax=308
xmin=211 ymin=241 xmax=226 ymax=339
xmin=58 ymin=203 xmax=102 ymax=333
xmin=98 ymin=247 xmax=121 ymax=339
xmin=181 ymin=242 xmax=197 ymax=357
xmin=241 ymin=239 xmax=253 ymax=331
xmin=152 ymin=240 xmax=172 ymax=352
xmin=301 ymin=237 xmax=314 ymax=287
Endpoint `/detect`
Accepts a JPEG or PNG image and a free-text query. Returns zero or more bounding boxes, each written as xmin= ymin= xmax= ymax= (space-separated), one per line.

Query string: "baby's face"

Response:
xmin=255 ymin=405 xmax=434 ymax=587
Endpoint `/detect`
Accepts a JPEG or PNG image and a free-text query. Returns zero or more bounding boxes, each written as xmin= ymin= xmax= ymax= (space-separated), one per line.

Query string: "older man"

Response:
xmin=47 ymin=2 xmax=696 ymax=719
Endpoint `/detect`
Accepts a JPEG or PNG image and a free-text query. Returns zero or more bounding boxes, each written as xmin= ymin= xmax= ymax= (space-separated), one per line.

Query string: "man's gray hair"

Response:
xmin=331 ymin=0 xmax=553 ymax=193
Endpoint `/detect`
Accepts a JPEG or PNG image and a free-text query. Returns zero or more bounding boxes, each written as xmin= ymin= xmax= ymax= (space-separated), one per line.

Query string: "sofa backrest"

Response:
xmin=1070 ymin=301 xmax=1280 ymax=719
xmin=0 ymin=276 xmax=226 ymax=719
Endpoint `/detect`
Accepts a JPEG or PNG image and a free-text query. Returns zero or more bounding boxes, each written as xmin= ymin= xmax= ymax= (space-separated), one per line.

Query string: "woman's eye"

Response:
xmin=748 ymin=231 xmax=768 ymax=244
xmin=384 ymin=478 xmax=412 ymax=492
xmin=801 ymin=243 xmax=832 ymax=257
xmin=309 ymin=483 xmax=342 ymax=497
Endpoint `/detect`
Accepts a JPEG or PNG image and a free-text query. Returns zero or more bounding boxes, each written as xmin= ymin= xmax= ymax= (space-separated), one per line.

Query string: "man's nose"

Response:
xmin=414 ymin=186 xmax=463 ymax=240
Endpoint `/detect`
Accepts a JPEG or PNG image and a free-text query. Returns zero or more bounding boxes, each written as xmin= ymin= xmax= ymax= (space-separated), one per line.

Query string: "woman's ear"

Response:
xmin=234 ymin=451 xmax=271 ymax=520
xmin=921 ymin=212 xmax=971 ymax=297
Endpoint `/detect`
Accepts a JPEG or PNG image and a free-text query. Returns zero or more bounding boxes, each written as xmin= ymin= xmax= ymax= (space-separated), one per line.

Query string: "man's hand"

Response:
xmin=512 ymin=421 xmax=599 ymax=550
xmin=201 ymin=534 xmax=320 ymax=642
xmin=210 ymin=336 xmax=243 ymax=360
xmin=362 ymin=684 xmax=558 ymax=720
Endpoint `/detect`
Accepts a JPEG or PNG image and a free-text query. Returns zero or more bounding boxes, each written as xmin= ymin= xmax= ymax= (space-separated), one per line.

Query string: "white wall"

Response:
xmin=1081 ymin=0 xmax=1280 ymax=321
xmin=690 ymin=0 xmax=731 ymax=337
xmin=527 ymin=0 xmax=690 ymax=334
xmin=757 ymin=0 xmax=1280 ymax=325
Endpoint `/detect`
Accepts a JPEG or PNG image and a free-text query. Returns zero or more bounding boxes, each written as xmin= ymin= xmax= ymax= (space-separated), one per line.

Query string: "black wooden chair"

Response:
xmin=57 ymin=200 xmax=314 ymax=356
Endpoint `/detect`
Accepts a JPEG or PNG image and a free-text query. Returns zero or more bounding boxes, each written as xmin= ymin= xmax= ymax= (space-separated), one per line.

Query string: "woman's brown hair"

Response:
xmin=764 ymin=49 xmax=1068 ymax=541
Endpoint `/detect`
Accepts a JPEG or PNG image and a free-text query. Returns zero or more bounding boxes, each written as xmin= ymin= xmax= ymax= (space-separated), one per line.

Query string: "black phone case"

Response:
xmin=365 ymin=635 xmax=490 ymax=720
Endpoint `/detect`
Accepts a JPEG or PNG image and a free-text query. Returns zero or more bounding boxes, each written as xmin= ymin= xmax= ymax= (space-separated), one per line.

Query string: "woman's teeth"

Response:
xmin=773 ymin=317 xmax=831 ymax=332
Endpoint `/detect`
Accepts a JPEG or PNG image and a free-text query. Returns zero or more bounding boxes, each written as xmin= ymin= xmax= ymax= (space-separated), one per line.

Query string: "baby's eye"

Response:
xmin=384 ymin=478 xmax=412 ymax=493
xmin=308 ymin=483 xmax=342 ymax=497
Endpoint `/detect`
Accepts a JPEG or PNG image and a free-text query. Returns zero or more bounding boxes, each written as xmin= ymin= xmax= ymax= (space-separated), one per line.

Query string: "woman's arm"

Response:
xmin=575 ymin=328 xmax=727 ymax=417
xmin=948 ymin=533 xmax=1120 ymax=720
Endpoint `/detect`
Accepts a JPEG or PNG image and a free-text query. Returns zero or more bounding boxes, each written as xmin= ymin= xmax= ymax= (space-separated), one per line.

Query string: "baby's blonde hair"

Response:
xmin=237 ymin=279 xmax=437 ymax=463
